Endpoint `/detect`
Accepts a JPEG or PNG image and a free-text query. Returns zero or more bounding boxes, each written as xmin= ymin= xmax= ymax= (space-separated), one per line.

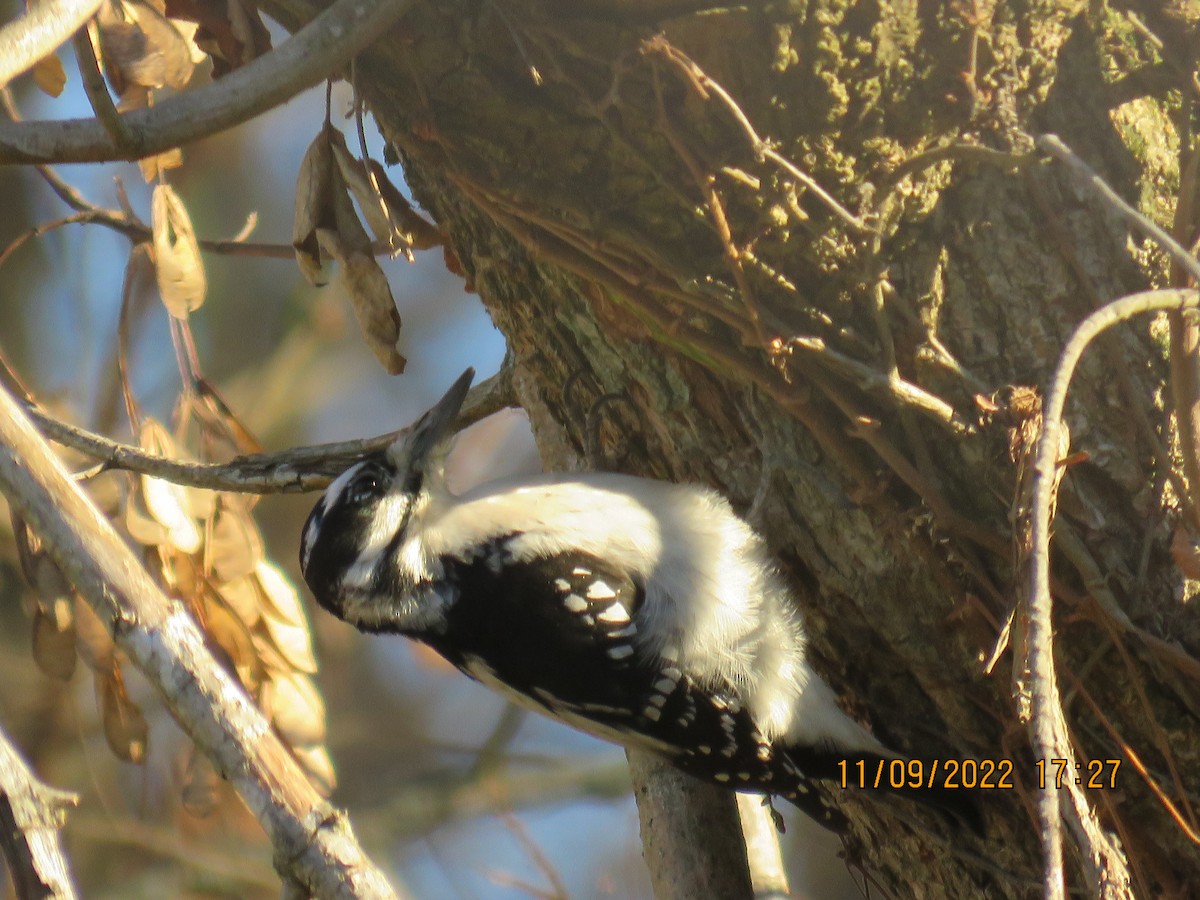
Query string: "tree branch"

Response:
xmin=626 ymin=749 xmax=753 ymax=899
xmin=0 ymin=0 xmax=103 ymax=90
xmin=10 ymin=367 xmax=515 ymax=493
xmin=0 ymin=0 xmax=417 ymax=165
xmin=0 ymin=381 xmax=399 ymax=899
xmin=0 ymin=726 xmax=79 ymax=900
xmin=1027 ymin=288 xmax=1197 ymax=899
xmin=735 ymin=794 xmax=789 ymax=900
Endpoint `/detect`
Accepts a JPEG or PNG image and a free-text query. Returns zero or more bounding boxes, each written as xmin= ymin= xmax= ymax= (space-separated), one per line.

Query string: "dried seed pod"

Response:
xmin=75 ymin=598 xmax=115 ymax=671
xmin=32 ymin=596 xmax=77 ymax=682
xmin=180 ymin=745 xmax=219 ymax=818
xmin=262 ymin=671 xmax=326 ymax=748
xmin=209 ymin=507 xmax=263 ymax=582
xmin=255 ymin=561 xmax=318 ymax=674
xmin=99 ymin=667 xmax=148 ymax=764
xmin=292 ymin=745 xmax=336 ymax=796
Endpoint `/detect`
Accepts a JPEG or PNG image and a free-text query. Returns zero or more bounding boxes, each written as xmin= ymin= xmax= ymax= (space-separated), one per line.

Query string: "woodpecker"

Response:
xmin=300 ymin=369 xmax=982 ymax=834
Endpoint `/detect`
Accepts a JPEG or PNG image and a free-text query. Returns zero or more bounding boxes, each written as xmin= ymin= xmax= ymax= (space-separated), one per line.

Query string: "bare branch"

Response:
xmin=626 ymin=750 xmax=754 ymax=900
xmin=735 ymin=794 xmax=789 ymax=900
xmin=0 ymin=0 xmax=103 ymax=89
xmin=644 ymin=36 xmax=871 ymax=234
xmin=0 ymin=381 xmax=399 ymax=899
xmin=1027 ymin=288 xmax=1197 ymax=899
xmin=16 ymin=367 xmax=515 ymax=493
xmin=0 ymin=0 xmax=418 ymax=165
xmin=1038 ymin=133 xmax=1200 ymax=533
xmin=0 ymin=726 xmax=79 ymax=900
xmin=71 ymin=29 xmax=131 ymax=148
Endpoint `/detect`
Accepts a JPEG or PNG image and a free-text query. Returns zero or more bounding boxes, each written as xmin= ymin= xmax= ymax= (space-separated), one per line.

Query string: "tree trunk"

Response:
xmin=257 ymin=0 xmax=1200 ymax=895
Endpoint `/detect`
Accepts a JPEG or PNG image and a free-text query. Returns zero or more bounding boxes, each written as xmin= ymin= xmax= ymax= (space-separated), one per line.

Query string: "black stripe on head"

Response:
xmin=300 ymin=455 xmax=395 ymax=616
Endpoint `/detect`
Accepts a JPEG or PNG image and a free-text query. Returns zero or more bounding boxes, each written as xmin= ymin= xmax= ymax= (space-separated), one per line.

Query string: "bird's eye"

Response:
xmin=347 ymin=467 xmax=386 ymax=505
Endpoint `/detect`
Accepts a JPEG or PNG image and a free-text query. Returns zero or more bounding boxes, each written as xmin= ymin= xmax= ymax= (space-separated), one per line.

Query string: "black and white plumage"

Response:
xmin=300 ymin=369 xmax=981 ymax=834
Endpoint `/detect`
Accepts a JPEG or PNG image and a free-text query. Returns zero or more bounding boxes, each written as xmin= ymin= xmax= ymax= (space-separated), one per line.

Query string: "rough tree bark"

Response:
xmin=253 ymin=1 xmax=1198 ymax=896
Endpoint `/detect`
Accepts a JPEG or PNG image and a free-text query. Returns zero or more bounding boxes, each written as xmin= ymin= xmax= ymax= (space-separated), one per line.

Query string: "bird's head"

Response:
xmin=299 ymin=368 xmax=474 ymax=629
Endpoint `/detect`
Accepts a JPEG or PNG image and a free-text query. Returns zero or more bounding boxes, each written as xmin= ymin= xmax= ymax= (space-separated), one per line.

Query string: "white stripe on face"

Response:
xmin=301 ymin=462 xmax=369 ymax=574
xmin=342 ymin=491 xmax=413 ymax=588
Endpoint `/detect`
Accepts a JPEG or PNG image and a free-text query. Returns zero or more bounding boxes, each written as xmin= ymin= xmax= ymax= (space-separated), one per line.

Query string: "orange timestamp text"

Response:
xmin=837 ymin=758 xmax=1015 ymax=790
xmin=836 ymin=757 xmax=1123 ymax=791
xmin=1034 ymin=758 xmax=1122 ymax=790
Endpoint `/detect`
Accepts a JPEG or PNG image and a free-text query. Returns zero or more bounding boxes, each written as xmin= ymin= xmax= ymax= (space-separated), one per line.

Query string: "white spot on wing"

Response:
xmin=564 ymin=594 xmax=588 ymax=613
xmin=607 ymin=645 xmax=634 ymax=660
xmin=597 ymin=602 xmax=630 ymax=623
xmin=586 ymin=581 xmax=618 ymax=601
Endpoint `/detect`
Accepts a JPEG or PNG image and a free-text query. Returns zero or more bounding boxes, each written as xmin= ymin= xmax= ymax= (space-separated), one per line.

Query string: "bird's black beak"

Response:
xmin=401 ymin=368 xmax=475 ymax=467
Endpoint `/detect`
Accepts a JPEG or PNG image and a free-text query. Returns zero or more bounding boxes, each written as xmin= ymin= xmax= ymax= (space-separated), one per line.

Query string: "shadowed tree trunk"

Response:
xmin=254 ymin=1 xmax=1200 ymax=895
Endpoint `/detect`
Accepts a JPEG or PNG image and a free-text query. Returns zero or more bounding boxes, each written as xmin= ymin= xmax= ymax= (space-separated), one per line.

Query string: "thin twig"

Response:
xmin=650 ymin=58 xmax=769 ymax=347
xmin=71 ymin=29 xmax=131 ymax=149
xmin=784 ymin=333 xmax=974 ymax=434
xmin=1027 ymin=288 xmax=1197 ymax=899
xmin=1168 ymin=145 xmax=1200 ymax=530
xmin=1039 ymin=134 xmax=1200 ymax=531
xmin=13 ymin=367 xmax=515 ymax=493
xmin=644 ymin=36 xmax=871 ymax=234
xmin=0 ymin=0 xmax=419 ymax=164
xmin=0 ymin=726 xmax=79 ymax=900
xmin=1037 ymin=136 xmax=1200 ymax=286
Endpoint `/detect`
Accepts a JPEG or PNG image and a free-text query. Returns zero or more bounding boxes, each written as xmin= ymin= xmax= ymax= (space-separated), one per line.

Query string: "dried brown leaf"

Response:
xmin=181 ymin=745 xmax=219 ymax=817
xmin=255 ymin=561 xmax=317 ymax=673
xmin=32 ymin=54 xmax=67 ymax=97
xmin=97 ymin=0 xmax=195 ymax=92
xmin=75 ymin=599 xmax=115 ymax=671
xmin=367 ymin=159 xmax=442 ymax=250
xmin=164 ymin=0 xmax=271 ymax=77
xmin=320 ymin=218 xmax=405 ymax=373
xmin=293 ymin=127 xmax=336 ymax=285
xmin=99 ymin=669 xmax=148 ymax=763
xmin=160 ymin=550 xmax=199 ymax=598
xmin=216 ymin=574 xmax=261 ymax=627
xmin=131 ymin=421 xmax=202 ymax=552
xmin=151 ymin=184 xmax=206 ymax=317
xmin=254 ymin=560 xmax=307 ymax=628
xmin=33 ymin=597 xmax=77 ymax=681
xmin=204 ymin=595 xmax=259 ymax=688
xmin=294 ymin=127 xmax=406 ymax=371
xmin=262 ymin=671 xmax=326 ymax=747
xmin=138 ymin=146 xmax=184 ymax=183
xmin=292 ymin=745 xmax=336 ymax=796
xmin=31 ymin=552 xmax=73 ymax=607
xmin=260 ymin=615 xmax=318 ymax=675
xmin=182 ymin=482 xmax=217 ymax=520
xmin=209 ymin=508 xmax=263 ymax=581
xmin=11 ymin=515 xmax=42 ymax=586
xmin=143 ymin=479 xmax=202 ymax=552
xmin=331 ymin=140 xmax=404 ymax=251
xmin=124 ymin=488 xmax=170 ymax=547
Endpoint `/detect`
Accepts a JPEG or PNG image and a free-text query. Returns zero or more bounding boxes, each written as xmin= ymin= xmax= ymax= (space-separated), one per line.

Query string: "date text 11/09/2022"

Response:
xmin=836 ymin=758 xmax=1123 ymax=791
